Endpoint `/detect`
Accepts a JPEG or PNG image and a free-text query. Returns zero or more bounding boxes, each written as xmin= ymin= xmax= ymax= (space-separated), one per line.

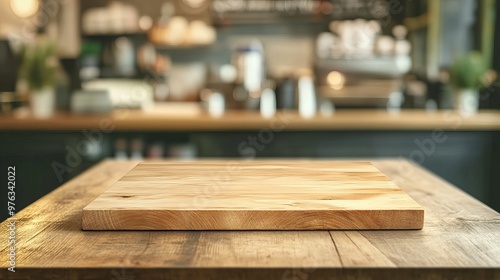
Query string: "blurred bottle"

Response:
xmin=297 ymin=73 xmax=317 ymax=119
xmin=233 ymin=40 xmax=265 ymax=110
xmin=114 ymin=37 xmax=136 ymax=77
xmin=130 ymin=138 xmax=144 ymax=160
xmin=277 ymin=77 xmax=296 ymax=110
xmin=114 ymin=138 xmax=128 ymax=160
xmin=260 ymin=80 xmax=277 ymax=118
xmin=147 ymin=142 xmax=165 ymax=159
xmin=208 ymin=91 xmax=225 ymax=118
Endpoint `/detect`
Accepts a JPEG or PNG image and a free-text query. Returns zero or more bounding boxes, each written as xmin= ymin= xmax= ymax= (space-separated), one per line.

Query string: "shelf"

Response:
xmin=1 ymin=109 xmax=500 ymax=131
xmin=82 ymin=32 xmax=148 ymax=38
xmin=152 ymin=44 xmax=213 ymax=50
xmin=82 ymin=33 xmax=213 ymax=50
xmin=214 ymin=16 xmax=326 ymax=26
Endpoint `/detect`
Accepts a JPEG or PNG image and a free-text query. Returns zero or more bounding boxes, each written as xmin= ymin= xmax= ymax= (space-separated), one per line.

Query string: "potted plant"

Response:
xmin=450 ymin=52 xmax=488 ymax=115
xmin=18 ymin=39 xmax=58 ymax=118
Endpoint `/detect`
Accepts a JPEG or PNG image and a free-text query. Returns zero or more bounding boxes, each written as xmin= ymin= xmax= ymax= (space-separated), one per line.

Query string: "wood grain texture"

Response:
xmin=1 ymin=160 xmax=499 ymax=280
xmin=82 ymin=161 xmax=424 ymax=230
xmin=1 ymin=109 xmax=500 ymax=131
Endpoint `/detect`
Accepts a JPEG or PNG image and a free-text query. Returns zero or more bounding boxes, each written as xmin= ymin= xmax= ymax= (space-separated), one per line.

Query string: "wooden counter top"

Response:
xmin=1 ymin=159 xmax=499 ymax=279
xmin=1 ymin=107 xmax=500 ymax=131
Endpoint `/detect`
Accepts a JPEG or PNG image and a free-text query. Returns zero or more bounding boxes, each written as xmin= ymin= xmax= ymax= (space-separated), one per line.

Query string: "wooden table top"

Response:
xmin=1 ymin=108 xmax=500 ymax=131
xmin=82 ymin=161 xmax=424 ymax=230
xmin=1 ymin=159 xmax=500 ymax=280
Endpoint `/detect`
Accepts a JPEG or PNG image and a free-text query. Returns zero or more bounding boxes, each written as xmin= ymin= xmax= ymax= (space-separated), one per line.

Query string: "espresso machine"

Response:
xmin=315 ymin=20 xmax=412 ymax=108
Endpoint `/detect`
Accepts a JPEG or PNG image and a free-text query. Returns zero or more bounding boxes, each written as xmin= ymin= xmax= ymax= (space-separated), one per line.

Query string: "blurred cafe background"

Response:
xmin=0 ymin=0 xmax=500 ymax=219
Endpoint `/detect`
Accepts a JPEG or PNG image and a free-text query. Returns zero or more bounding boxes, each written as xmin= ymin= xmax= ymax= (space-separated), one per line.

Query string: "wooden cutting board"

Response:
xmin=82 ymin=161 xmax=424 ymax=230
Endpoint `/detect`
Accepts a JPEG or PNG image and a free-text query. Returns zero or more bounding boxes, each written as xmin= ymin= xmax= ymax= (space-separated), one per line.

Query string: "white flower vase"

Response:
xmin=31 ymin=88 xmax=56 ymax=119
xmin=455 ymin=88 xmax=479 ymax=116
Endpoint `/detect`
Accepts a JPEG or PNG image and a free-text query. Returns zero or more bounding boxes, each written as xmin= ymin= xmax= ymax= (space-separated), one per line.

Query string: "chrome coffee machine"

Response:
xmin=315 ymin=20 xmax=412 ymax=108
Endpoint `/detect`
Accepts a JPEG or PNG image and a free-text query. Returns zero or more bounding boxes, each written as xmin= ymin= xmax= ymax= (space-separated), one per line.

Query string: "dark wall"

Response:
xmin=0 ymin=133 xmax=101 ymax=221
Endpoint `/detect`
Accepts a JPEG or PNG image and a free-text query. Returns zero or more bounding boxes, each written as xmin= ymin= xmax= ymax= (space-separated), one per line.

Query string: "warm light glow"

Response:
xmin=182 ymin=0 xmax=207 ymax=8
xmin=327 ymin=71 xmax=345 ymax=90
xmin=10 ymin=0 xmax=39 ymax=18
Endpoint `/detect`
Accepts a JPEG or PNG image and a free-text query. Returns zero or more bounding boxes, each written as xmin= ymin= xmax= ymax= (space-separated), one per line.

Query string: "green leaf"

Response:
xmin=18 ymin=39 xmax=58 ymax=91
xmin=450 ymin=52 xmax=487 ymax=90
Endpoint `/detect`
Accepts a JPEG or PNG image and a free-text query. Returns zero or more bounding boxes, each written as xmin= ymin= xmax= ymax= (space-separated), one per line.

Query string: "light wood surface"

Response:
xmin=1 ymin=108 xmax=500 ymax=131
xmin=82 ymin=161 xmax=424 ymax=230
xmin=1 ymin=159 xmax=500 ymax=279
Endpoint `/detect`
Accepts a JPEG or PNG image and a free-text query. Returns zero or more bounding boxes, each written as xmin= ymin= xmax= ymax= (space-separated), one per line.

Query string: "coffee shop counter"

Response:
xmin=0 ymin=107 xmax=500 ymax=131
